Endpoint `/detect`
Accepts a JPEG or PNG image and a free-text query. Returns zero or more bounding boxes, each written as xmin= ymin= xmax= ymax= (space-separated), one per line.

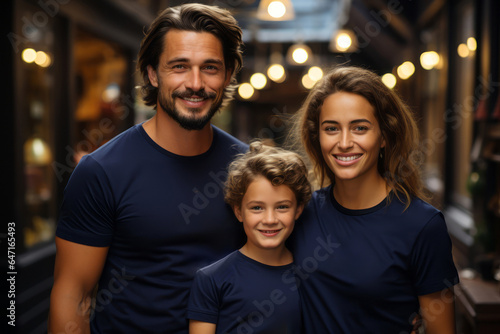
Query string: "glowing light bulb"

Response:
xmin=336 ymin=33 xmax=352 ymax=51
xmin=250 ymin=73 xmax=267 ymax=89
xmin=308 ymin=66 xmax=323 ymax=82
xmin=292 ymin=48 xmax=308 ymax=64
xmin=302 ymin=74 xmax=316 ymax=89
xmin=397 ymin=61 xmax=415 ymax=80
xmin=381 ymin=73 xmax=396 ymax=89
xmin=467 ymin=37 xmax=477 ymax=51
xmin=420 ymin=51 xmax=440 ymax=70
xmin=238 ymin=83 xmax=254 ymax=99
xmin=267 ymin=64 xmax=285 ymax=83
xmin=457 ymin=43 xmax=470 ymax=58
xmin=268 ymin=1 xmax=286 ymax=19
xmin=22 ymin=48 xmax=37 ymax=63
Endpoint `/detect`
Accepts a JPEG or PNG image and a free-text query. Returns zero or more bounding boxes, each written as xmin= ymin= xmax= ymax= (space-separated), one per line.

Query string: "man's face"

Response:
xmin=147 ymin=29 xmax=231 ymax=130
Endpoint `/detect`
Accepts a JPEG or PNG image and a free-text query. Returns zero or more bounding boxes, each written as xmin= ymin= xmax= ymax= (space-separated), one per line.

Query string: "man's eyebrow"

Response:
xmin=166 ymin=58 xmax=224 ymax=65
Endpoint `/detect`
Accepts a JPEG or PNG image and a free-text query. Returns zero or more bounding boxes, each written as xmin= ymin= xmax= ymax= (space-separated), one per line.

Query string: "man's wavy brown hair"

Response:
xmin=136 ymin=4 xmax=243 ymax=109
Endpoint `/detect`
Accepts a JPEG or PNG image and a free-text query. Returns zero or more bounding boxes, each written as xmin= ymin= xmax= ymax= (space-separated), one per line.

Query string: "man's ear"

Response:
xmin=147 ymin=65 xmax=159 ymax=88
xmin=233 ymin=205 xmax=243 ymax=222
xmin=295 ymin=204 xmax=304 ymax=220
xmin=224 ymin=68 xmax=233 ymax=88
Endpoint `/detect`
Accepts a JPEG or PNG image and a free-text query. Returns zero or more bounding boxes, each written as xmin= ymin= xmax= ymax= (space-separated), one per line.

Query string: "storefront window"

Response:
xmin=72 ymin=28 xmax=129 ymax=163
xmin=449 ymin=1 xmax=475 ymax=210
xmin=19 ymin=8 xmax=57 ymax=249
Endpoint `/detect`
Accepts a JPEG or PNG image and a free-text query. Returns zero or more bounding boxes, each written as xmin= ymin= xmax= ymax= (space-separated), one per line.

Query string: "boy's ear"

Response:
xmin=233 ymin=206 xmax=243 ymax=222
xmin=295 ymin=204 xmax=304 ymax=220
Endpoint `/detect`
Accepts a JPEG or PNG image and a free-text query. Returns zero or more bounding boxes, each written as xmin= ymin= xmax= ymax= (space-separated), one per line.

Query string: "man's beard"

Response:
xmin=158 ymin=87 xmax=222 ymax=131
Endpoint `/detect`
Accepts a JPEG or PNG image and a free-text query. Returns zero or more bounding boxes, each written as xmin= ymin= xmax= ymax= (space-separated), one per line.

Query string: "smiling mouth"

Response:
xmin=335 ymin=154 xmax=362 ymax=161
xmin=182 ymin=97 xmax=206 ymax=102
xmin=258 ymin=229 xmax=282 ymax=237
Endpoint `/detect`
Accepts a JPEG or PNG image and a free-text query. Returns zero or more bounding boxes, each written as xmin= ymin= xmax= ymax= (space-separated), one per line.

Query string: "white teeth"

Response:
xmin=336 ymin=155 xmax=361 ymax=161
xmin=183 ymin=97 xmax=204 ymax=102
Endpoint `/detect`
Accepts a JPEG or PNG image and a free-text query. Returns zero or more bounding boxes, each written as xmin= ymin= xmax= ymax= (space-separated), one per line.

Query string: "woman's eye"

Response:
xmin=353 ymin=126 xmax=368 ymax=132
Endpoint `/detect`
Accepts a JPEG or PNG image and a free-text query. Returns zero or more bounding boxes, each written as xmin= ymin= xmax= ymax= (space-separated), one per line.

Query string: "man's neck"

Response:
xmin=142 ymin=112 xmax=213 ymax=156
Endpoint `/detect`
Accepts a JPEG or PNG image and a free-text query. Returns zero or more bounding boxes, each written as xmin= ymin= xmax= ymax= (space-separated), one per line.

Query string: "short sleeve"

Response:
xmin=56 ymin=154 xmax=115 ymax=246
xmin=186 ymin=269 xmax=220 ymax=324
xmin=410 ymin=213 xmax=459 ymax=295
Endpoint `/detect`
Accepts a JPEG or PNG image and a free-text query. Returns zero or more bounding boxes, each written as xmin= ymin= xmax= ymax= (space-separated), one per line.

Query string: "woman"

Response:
xmin=288 ymin=66 xmax=459 ymax=333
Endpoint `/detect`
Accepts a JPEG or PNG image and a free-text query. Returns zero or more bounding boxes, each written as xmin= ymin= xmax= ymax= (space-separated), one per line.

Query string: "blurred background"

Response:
xmin=2 ymin=0 xmax=500 ymax=333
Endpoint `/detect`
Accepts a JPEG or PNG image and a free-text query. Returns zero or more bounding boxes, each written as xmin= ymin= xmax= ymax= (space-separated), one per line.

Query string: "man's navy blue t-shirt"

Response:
xmin=56 ymin=124 xmax=247 ymax=333
xmin=288 ymin=186 xmax=459 ymax=333
xmin=187 ymin=251 xmax=302 ymax=334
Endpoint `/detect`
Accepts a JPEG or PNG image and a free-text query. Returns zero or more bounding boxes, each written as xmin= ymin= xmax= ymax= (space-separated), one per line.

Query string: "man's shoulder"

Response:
xmin=90 ymin=124 xmax=143 ymax=160
xmin=212 ymin=126 xmax=248 ymax=153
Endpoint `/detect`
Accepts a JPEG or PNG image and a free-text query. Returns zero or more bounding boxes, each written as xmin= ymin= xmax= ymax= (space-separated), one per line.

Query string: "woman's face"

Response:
xmin=318 ymin=92 xmax=385 ymax=184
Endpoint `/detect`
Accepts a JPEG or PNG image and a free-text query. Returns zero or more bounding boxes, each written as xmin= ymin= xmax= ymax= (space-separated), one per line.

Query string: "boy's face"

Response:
xmin=234 ymin=176 xmax=303 ymax=254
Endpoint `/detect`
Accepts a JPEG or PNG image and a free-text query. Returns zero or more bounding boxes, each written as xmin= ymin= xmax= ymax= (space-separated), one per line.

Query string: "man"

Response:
xmin=49 ymin=4 xmax=247 ymax=333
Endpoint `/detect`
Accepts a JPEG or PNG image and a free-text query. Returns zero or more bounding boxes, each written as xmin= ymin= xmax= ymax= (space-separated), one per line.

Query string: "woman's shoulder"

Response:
xmin=390 ymin=195 xmax=444 ymax=228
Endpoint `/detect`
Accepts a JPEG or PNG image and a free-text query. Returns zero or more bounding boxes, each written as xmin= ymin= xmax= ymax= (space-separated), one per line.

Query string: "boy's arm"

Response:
xmin=48 ymin=237 xmax=109 ymax=334
xmin=189 ymin=320 xmax=216 ymax=334
xmin=418 ymin=288 xmax=456 ymax=334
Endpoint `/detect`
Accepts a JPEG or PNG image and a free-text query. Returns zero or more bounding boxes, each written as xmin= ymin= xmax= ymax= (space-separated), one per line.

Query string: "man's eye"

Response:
xmin=204 ymin=65 xmax=220 ymax=72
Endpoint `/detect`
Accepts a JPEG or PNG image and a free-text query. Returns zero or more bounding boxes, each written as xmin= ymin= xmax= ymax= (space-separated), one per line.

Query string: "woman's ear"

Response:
xmin=233 ymin=206 xmax=243 ymax=222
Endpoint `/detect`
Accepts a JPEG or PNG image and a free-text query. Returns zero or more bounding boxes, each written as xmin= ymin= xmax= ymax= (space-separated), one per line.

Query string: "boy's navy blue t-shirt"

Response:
xmin=288 ymin=186 xmax=459 ymax=333
xmin=56 ymin=124 xmax=247 ymax=333
xmin=187 ymin=250 xmax=302 ymax=334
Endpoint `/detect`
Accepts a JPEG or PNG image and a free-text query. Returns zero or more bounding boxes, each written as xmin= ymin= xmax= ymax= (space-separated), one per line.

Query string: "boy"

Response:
xmin=187 ymin=141 xmax=312 ymax=334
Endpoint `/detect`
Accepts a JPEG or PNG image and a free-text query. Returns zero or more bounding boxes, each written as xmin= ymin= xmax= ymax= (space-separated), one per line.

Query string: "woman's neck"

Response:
xmin=333 ymin=174 xmax=389 ymax=210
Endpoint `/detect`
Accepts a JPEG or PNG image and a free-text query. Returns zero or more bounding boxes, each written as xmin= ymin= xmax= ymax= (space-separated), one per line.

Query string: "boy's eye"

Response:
xmin=277 ymin=205 xmax=290 ymax=210
xmin=250 ymin=206 xmax=263 ymax=211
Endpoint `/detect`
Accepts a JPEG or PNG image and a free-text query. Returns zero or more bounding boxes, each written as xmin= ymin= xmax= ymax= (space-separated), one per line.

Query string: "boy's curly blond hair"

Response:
xmin=225 ymin=141 xmax=312 ymax=209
